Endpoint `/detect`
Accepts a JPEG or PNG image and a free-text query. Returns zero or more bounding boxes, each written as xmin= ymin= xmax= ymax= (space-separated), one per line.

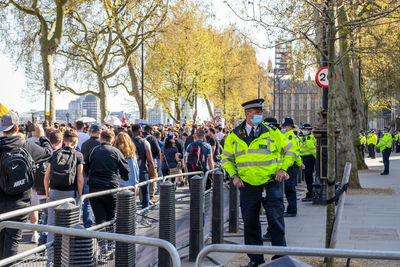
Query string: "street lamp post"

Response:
xmin=66 ymin=113 xmax=70 ymax=124
xmin=141 ymin=24 xmax=144 ymax=120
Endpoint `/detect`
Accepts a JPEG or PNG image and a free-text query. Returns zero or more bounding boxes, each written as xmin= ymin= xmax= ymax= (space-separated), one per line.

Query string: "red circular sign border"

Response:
xmin=316 ymin=67 xmax=329 ymax=88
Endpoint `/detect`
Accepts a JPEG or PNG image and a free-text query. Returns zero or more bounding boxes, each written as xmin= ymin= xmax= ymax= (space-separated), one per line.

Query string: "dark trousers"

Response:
xmin=302 ymin=155 xmax=315 ymax=198
xmin=82 ymin=176 xmax=94 ymax=228
xmin=368 ymin=144 xmax=375 ymax=158
xmin=396 ymin=144 xmax=400 ymax=153
xmin=0 ymin=196 xmax=30 ymax=264
xmin=139 ymin=172 xmax=149 ymax=209
xmin=360 ymin=145 xmax=365 ymax=159
xmin=89 ymin=188 xmax=117 ymax=225
xmin=382 ymin=148 xmax=391 ymax=174
xmin=285 ymin=165 xmax=298 ymax=214
xmin=240 ymin=182 xmax=286 ymax=263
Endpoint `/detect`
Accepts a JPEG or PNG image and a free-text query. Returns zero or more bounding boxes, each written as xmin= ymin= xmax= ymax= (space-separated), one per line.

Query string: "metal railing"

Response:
xmin=0 ymin=197 xmax=76 ymax=222
xmin=195 ymin=244 xmax=400 ymax=267
xmin=0 ymin=221 xmax=181 ymax=267
xmin=0 ymin=241 xmax=52 ymax=267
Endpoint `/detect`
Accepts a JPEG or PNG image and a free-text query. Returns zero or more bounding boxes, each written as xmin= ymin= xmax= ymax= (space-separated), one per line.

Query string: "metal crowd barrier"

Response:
xmin=0 ymin=221 xmax=181 ymax=267
xmin=0 ymin=197 xmax=76 ymax=222
xmin=195 ymin=244 xmax=400 ymax=267
xmin=0 ymin=169 xmax=223 ymax=267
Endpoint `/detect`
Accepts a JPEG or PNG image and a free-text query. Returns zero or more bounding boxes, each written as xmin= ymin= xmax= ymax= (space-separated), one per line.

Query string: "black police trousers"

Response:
xmin=368 ymin=144 xmax=376 ymax=158
xmin=302 ymin=155 xmax=315 ymax=198
xmin=382 ymin=148 xmax=391 ymax=174
xmin=285 ymin=165 xmax=299 ymax=214
xmin=240 ymin=181 xmax=286 ymax=264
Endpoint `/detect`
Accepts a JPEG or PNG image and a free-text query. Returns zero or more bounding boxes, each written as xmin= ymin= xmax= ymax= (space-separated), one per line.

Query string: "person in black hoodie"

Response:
xmin=80 ymin=124 xmax=102 ymax=228
xmin=84 ymin=129 xmax=129 ymax=224
xmin=0 ymin=112 xmax=52 ymax=260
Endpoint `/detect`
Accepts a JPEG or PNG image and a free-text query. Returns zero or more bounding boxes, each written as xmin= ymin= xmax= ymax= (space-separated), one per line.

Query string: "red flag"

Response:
xmin=122 ymin=112 xmax=126 ymax=124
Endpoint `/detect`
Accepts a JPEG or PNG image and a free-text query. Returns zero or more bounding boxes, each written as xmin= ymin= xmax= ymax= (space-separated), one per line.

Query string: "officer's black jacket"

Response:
xmin=0 ymin=135 xmax=52 ymax=212
xmin=85 ymin=143 xmax=129 ymax=189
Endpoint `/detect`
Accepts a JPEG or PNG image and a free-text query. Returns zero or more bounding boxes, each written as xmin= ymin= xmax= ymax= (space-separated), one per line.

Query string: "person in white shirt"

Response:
xmin=75 ymin=120 xmax=90 ymax=150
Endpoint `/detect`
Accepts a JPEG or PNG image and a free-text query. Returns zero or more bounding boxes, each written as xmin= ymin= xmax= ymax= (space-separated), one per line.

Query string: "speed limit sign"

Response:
xmin=316 ymin=67 xmax=329 ymax=88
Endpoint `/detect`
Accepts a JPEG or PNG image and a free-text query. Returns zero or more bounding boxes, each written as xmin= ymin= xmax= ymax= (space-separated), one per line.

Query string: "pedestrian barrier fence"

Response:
xmin=0 ymin=169 xmax=224 ymax=266
xmin=0 ymin=197 xmax=76 ymax=222
xmin=0 ymin=221 xmax=181 ymax=267
xmin=195 ymin=244 xmax=400 ymax=267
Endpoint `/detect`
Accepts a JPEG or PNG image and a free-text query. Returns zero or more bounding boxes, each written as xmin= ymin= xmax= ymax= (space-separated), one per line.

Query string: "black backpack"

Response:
xmin=186 ymin=142 xmax=207 ymax=172
xmin=33 ymin=160 xmax=47 ymax=191
xmin=50 ymin=148 xmax=77 ymax=190
xmin=0 ymin=147 xmax=35 ymax=195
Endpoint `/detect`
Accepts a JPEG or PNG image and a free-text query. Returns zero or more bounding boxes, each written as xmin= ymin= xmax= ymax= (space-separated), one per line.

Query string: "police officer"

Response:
xmin=221 ymin=99 xmax=297 ymax=266
xmin=367 ymin=130 xmax=377 ymax=159
xmin=281 ymin=117 xmax=304 ymax=217
xmin=300 ymin=124 xmax=316 ymax=202
xmin=395 ymin=129 xmax=400 ymax=153
xmin=360 ymin=131 xmax=366 ymax=159
xmin=377 ymin=127 xmax=392 ymax=175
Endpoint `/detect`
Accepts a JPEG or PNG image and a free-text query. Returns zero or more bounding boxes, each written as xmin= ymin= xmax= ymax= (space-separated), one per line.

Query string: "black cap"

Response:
xmin=301 ymin=123 xmax=312 ymax=130
xmin=241 ymin=98 xmax=264 ymax=110
xmin=263 ymin=117 xmax=279 ymax=127
xmin=90 ymin=124 xmax=102 ymax=132
xmin=281 ymin=117 xmax=294 ymax=127
xmin=383 ymin=126 xmax=390 ymax=131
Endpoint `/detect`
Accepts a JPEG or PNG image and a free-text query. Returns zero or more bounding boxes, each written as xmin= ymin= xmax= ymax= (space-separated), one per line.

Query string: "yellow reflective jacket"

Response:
xmin=377 ymin=132 xmax=393 ymax=150
xmin=360 ymin=135 xmax=366 ymax=145
xmin=283 ymin=129 xmax=302 ymax=167
xmin=367 ymin=134 xmax=377 ymax=145
xmin=300 ymin=134 xmax=316 ymax=158
xmin=395 ymin=133 xmax=400 ymax=143
xmin=221 ymin=121 xmax=296 ymax=186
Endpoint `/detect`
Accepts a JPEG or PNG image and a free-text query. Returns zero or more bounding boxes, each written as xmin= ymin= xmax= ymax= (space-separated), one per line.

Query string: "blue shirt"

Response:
xmin=186 ymin=140 xmax=212 ymax=169
xmin=162 ymin=146 xmax=179 ymax=169
xmin=118 ymin=155 xmax=139 ymax=186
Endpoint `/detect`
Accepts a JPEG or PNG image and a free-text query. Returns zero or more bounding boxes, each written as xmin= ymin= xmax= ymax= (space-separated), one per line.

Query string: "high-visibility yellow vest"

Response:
xmin=360 ymin=135 xmax=366 ymax=145
xmin=377 ymin=132 xmax=393 ymax=150
xmin=300 ymin=134 xmax=316 ymax=158
xmin=283 ymin=129 xmax=302 ymax=167
xmin=367 ymin=134 xmax=377 ymax=145
xmin=221 ymin=121 xmax=296 ymax=186
xmin=395 ymin=133 xmax=400 ymax=143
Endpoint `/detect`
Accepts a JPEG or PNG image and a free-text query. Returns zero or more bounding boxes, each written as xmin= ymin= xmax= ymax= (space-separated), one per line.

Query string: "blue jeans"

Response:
xmin=139 ymin=172 xmax=149 ymax=209
xmin=82 ymin=177 xmax=94 ymax=228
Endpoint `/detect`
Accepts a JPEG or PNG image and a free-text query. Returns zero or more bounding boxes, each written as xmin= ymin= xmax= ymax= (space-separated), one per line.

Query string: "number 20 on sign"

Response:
xmin=315 ymin=67 xmax=336 ymax=88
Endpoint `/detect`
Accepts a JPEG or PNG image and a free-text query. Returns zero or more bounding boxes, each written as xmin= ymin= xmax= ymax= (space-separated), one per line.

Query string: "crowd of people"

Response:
xmin=1 ymin=106 xmax=398 ymax=266
xmin=0 ymin=111 xmax=230 ymax=264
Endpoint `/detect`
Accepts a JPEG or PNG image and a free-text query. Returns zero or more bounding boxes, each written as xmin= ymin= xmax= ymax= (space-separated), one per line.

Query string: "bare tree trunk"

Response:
xmin=325 ymin=2 xmax=336 ymax=266
xmin=127 ymin=57 xmax=147 ymax=119
xmin=204 ymin=97 xmax=214 ymax=120
xmin=98 ymin=75 xmax=107 ymax=123
xmin=336 ymin=0 xmax=363 ymax=188
xmin=41 ymin=49 xmax=56 ymax=124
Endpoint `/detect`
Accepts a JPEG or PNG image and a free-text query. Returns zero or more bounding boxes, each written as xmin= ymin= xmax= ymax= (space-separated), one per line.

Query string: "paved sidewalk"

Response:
xmin=189 ymin=152 xmax=400 ymax=266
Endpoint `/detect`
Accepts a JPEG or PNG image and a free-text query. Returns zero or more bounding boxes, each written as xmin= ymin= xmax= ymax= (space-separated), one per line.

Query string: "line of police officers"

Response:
xmin=360 ymin=127 xmax=398 ymax=175
xmin=221 ymin=98 xmax=317 ymax=267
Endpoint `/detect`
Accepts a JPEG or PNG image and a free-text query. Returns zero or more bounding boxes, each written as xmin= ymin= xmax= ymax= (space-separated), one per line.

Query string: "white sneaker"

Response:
xmin=31 ymin=232 xmax=39 ymax=244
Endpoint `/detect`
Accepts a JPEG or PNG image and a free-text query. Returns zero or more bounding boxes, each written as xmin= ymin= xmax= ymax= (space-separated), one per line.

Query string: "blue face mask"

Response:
xmin=302 ymin=131 xmax=308 ymax=135
xmin=251 ymin=115 xmax=263 ymax=125
xmin=281 ymin=129 xmax=287 ymax=134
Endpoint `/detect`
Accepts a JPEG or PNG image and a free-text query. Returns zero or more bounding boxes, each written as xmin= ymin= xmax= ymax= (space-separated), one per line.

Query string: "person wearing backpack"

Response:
xmin=0 ymin=113 xmax=52 ymax=260
xmin=43 ymin=128 xmax=84 ymax=264
xmin=184 ymin=128 xmax=214 ymax=188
